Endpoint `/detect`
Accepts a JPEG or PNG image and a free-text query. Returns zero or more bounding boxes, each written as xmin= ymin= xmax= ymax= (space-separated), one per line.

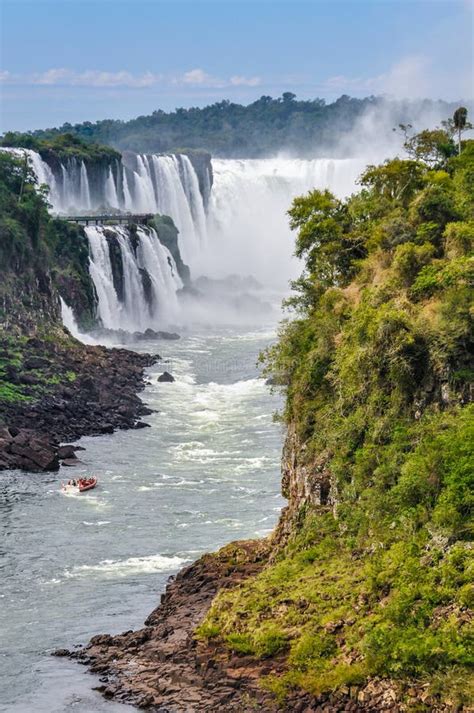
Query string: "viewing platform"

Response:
xmin=66 ymin=213 xmax=154 ymax=226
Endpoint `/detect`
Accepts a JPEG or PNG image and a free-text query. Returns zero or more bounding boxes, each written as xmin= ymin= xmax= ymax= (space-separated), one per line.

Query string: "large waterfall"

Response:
xmin=199 ymin=157 xmax=368 ymax=286
xmin=5 ymin=147 xmax=369 ymax=329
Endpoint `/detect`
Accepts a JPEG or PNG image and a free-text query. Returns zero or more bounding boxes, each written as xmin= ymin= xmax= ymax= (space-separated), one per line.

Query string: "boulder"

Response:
xmin=10 ymin=440 xmax=59 ymax=471
xmin=158 ymin=371 xmax=175 ymax=383
xmin=100 ymin=423 xmax=114 ymax=434
xmin=134 ymin=329 xmax=180 ymax=341
xmin=58 ymin=444 xmax=78 ymax=460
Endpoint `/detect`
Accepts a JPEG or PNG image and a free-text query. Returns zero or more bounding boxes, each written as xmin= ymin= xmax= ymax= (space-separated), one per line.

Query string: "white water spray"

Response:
xmin=202 ymin=157 xmax=368 ymax=286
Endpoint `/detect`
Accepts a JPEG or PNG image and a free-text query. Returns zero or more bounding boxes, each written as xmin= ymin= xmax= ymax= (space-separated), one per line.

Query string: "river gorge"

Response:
xmin=2 ymin=134 xmax=457 ymax=712
xmin=0 ymin=148 xmax=366 ymax=711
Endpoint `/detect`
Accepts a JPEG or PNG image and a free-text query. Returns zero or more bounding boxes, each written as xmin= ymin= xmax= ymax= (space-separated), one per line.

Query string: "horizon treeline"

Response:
xmin=3 ymin=94 xmax=468 ymax=158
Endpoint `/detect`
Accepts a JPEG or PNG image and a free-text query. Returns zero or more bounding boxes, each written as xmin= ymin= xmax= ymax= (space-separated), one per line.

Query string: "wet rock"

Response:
xmin=62 ymin=458 xmax=81 ymax=467
xmin=158 ymin=371 xmax=175 ymax=383
xmin=9 ymin=431 xmax=59 ymax=471
xmin=58 ymin=444 xmax=78 ymax=460
xmin=52 ymin=648 xmax=71 ymax=657
xmin=134 ymin=329 xmax=181 ymax=341
xmin=23 ymin=355 xmax=50 ymax=370
xmin=100 ymin=423 xmax=114 ymax=434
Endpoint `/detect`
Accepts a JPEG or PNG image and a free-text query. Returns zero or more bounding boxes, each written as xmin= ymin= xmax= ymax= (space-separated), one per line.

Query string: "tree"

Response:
xmin=395 ymin=124 xmax=456 ymax=167
xmin=359 ymin=159 xmax=424 ymax=206
xmin=402 ymin=128 xmax=456 ymax=167
xmin=453 ymin=107 xmax=472 ymax=154
xmin=288 ymin=189 xmax=364 ymax=286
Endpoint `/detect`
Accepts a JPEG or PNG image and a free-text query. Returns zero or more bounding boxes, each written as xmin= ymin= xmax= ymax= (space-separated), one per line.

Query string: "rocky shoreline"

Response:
xmin=0 ymin=332 xmax=158 ymax=472
xmin=58 ymin=541 xmax=430 ymax=713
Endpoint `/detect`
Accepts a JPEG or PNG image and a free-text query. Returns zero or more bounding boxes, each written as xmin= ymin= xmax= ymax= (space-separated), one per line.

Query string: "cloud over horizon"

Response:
xmin=0 ymin=67 xmax=262 ymax=90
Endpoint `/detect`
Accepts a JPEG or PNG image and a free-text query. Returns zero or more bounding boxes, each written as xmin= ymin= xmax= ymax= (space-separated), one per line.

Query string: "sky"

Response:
xmin=0 ymin=0 xmax=473 ymax=132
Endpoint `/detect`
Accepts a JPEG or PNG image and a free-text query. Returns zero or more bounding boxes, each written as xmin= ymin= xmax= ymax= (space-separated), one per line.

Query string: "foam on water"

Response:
xmin=66 ymin=554 xmax=188 ymax=578
xmin=1 ymin=327 xmax=285 ymax=712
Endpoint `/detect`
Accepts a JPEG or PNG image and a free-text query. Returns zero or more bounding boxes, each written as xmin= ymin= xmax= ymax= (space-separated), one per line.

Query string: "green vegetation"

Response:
xmin=0 ymin=131 xmax=120 ymax=165
xmin=0 ymin=333 xmax=80 ymax=407
xmin=0 ymin=149 xmax=96 ymax=334
xmin=198 ymin=126 xmax=474 ymax=707
xmin=16 ymin=96 xmax=463 ymax=157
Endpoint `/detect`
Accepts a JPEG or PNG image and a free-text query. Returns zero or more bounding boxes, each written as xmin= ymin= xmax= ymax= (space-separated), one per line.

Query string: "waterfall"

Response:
xmin=15 ymin=149 xmax=207 ymax=265
xmin=2 ymin=145 xmax=372 ymax=322
xmin=3 ymin=148 xmax=366 ymax=287
xmin=85 ymin=225 xmax=182 ymax=331
xmin=198 ymin=157 xmax=368 ymax=287
xmin=79 ymin=161 xmax=92 ymax=210
xmin=59 ymin=297 xmax=96 ymax=345
xmin=105 ymin=166 xmax=120 ymax=209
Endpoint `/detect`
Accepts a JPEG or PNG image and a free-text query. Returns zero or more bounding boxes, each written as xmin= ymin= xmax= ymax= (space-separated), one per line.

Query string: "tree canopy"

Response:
xmin=7 ymin=95 xmax=466 ymax=158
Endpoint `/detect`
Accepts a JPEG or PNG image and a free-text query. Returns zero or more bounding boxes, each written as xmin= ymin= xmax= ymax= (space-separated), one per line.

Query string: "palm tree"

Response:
xmin=453 ymin=107 xmax=472 ymax=154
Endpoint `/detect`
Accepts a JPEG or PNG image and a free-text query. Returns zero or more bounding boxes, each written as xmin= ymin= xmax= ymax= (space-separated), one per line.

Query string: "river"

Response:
xmin=0 ymin=326 xmax=284 ymax=713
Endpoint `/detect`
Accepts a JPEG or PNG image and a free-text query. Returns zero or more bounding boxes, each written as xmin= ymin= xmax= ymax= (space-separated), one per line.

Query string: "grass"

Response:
xmin=199 ymin=521 xmax=473 ymax=705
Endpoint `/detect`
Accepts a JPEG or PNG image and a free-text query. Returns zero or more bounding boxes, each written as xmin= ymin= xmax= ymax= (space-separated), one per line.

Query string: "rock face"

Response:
xmin=0 ymin=427 xmax=60 ymax=472
xmin=0 ymin=335 xmax=158 ymax=472
xmin=274 ymin=424 xmax=336 ymax=547
xmin=151 ymin=213 xmax=191 ymax=285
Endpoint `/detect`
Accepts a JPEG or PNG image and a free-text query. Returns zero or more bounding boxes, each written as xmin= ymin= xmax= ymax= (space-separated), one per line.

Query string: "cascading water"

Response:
xmin=2 ymin=147 xmax=367 ymax=288
xmin=199 ymin=157 xmax=369 ymax=287
xmin=2 ymin=146 xmax=370 ymax=325
xmin=86 ymin=225 xmax=182 ymax=331
xmin=4 ymin=149 xmax=207 ymax=266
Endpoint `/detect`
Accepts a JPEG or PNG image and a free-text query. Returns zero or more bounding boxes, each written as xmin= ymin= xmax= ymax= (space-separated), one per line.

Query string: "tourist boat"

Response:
xmin=61 ymin=477 xmax=98 ymax=494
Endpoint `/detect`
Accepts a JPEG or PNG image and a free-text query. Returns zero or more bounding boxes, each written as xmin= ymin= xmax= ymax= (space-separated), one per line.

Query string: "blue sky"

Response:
xmin=0 ymin=0 xmax=472 ymax=131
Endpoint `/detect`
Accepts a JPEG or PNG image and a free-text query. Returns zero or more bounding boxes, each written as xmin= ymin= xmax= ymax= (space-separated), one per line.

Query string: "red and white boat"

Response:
xmin=61 ymin=477 xmax=98 ymax=494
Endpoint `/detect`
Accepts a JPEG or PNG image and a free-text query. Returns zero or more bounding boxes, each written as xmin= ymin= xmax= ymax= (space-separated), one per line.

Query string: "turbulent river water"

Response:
xmin=0 ymin=327 xmax=284 ymax=713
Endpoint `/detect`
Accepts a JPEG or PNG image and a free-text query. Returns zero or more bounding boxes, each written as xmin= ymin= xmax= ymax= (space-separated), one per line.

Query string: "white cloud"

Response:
xmin=230 ymin=75 xmax=261 ymax=87
xmin=31 ymin=68 xmax=162 ymax=88
xmin=0 ymin=67 xmax=261 ymax=91
xmin=181 ymin=68 xmax=216 ymax=86
xmin=179 ymin=68 xmax=260 ymax=88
